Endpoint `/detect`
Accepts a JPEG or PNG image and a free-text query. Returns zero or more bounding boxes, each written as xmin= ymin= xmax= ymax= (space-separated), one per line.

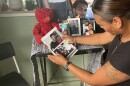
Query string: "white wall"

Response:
xmin=86 ymin=0 xmax=94 ymax=4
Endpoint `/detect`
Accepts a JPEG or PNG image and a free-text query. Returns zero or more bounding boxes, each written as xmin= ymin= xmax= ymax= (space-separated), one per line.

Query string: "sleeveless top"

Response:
xmin=105 ymin=35 xmax=130 ymax=86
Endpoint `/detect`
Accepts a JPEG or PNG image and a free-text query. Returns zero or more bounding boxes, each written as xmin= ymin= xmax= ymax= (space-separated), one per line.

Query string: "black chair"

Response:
xmin=0 ymin=42 xmax=30 ymax=86
xmin=101 ymin=49 xmax=108 ymax=65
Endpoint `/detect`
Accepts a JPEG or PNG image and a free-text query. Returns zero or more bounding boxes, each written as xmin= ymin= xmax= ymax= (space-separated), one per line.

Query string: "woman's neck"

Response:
xmin=121 ymin=20 xmax=130 ymax=42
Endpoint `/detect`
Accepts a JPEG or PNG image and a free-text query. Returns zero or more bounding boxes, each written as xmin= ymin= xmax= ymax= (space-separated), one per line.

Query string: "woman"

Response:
xmin=48 ymin=0 xmax=130 ymax=85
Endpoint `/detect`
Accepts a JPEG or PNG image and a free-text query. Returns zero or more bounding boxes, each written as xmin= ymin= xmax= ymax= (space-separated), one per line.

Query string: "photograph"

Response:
xmin=59 ymin=22 xmax=70 ymax=35
xmin=67 ymin=18 xmax=81 ymax=36
xmin=41 ymin=27 xmax=63 ymax=51
xmin=81 ymin=19 xmax=95 ymax=35
xmin=53 ymin=40 xmax=78 ymax=58
xmin=41 ymin=27 xmax=78 ymax=58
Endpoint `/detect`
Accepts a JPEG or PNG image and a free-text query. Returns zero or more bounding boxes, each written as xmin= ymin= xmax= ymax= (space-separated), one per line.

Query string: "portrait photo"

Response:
xmin=41 ymin=27 xmax=63 ymax=51
xmin=81 ymin=19 xmax=95 ymax=35
xmin=67 ymin=18 xmax=81 ymax=36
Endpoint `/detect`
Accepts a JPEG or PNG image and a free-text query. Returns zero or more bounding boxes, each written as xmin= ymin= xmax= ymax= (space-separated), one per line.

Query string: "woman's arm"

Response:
xmin=68 ymin=61 xmax=130 ymax=86
xmin=63 ymin=32 xmax=115 ymax=45
xmin=48 ymin=54 xmax=130 ymax=86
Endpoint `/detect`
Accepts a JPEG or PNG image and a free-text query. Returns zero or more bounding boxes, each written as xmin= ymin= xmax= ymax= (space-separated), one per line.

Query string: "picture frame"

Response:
xmin=81 ymin=19 xmax=95 ymax=35
xmin=67 ymin=18 xmax=81 ymax=36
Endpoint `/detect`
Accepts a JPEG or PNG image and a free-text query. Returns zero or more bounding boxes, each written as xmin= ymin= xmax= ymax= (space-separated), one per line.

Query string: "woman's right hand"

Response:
xmin=62 ymin=35 xmax=74 ymax=44
xmin=48 ymin=53 xmax=68 ymax=66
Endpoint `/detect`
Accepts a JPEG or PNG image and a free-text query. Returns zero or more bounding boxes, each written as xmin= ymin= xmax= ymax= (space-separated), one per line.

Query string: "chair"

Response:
xmin=0 ymin=42 xmax=30 ymax=86
xmin=101 ymin=49 xmax=108 ymax=65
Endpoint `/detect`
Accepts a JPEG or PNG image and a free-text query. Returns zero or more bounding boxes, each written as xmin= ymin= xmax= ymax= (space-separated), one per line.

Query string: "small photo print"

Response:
xmin=59 ymin=22 xmax=70 ymax=35
xmin=41 ymin=27 xmax=63 ymax=51
xmin=81 ymin=19 xmax=95 ymax=35
xmin=68 ymin=18 xmax=81 ymax=36
xmin=53 ymin=40 xmax=77 ymax=58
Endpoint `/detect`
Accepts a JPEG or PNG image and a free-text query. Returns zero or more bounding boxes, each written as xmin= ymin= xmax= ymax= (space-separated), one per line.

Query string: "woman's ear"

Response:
xmin=112 ymin=17 xmax=122 ymax=29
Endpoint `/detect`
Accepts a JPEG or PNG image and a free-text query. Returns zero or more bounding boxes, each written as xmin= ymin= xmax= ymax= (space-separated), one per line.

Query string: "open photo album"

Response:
xmin=41 ymin=27 xmax=78 ymax=59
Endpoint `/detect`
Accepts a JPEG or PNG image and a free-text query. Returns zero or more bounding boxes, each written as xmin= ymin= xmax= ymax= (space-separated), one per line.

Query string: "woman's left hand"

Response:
xmin=62 ymin=35 xmax=74 ymax=44
xmin=48 ymin=53 xmax=68 ymax=66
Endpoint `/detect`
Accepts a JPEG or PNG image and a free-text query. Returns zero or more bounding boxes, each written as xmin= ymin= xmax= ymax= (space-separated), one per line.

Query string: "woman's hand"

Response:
xmin=62 ymin=35 xmax=74 ymax=44
xmin=48 ymin=53 xmax=68 ymax=66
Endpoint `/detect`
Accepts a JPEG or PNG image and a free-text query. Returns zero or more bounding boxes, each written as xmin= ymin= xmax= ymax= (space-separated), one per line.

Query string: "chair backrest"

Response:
xmin=0 ymin=42 xmax=15 ymax=60
xmin=0 ymin=42 xmax=20 ymax=76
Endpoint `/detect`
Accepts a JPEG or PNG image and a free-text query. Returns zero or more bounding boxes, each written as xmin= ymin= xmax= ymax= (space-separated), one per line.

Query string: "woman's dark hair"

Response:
xmin=50 ymin=33 xmax=55 ymax=37
xmin=92 ymin=0 xmax=130 ymax=22
xmin=72 ymin=0 xmax=88 ymax=9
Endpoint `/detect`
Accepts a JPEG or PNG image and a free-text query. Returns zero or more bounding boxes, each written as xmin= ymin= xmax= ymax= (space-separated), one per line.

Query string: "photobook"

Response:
xmin=41 ymin=27 xmax=78 ymax=59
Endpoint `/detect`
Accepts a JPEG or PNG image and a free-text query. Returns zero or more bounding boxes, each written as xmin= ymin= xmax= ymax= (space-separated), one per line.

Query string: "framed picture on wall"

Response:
xmin=67 ymin=18 xmax=81 ymax=36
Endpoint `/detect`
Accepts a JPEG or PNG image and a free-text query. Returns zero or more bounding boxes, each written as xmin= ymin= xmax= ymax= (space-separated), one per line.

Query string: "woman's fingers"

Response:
xmin=48 ymin=54 xmax=67 ymax=66
xmin=48 ymin=55 xmax=55 ymax=62
xmin=62 ymin=35 xmax=74 ymax=43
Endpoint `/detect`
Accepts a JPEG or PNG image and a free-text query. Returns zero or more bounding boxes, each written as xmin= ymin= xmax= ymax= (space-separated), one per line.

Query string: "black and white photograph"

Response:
xmin=67 ymin=18 xmax=81 ymax=36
